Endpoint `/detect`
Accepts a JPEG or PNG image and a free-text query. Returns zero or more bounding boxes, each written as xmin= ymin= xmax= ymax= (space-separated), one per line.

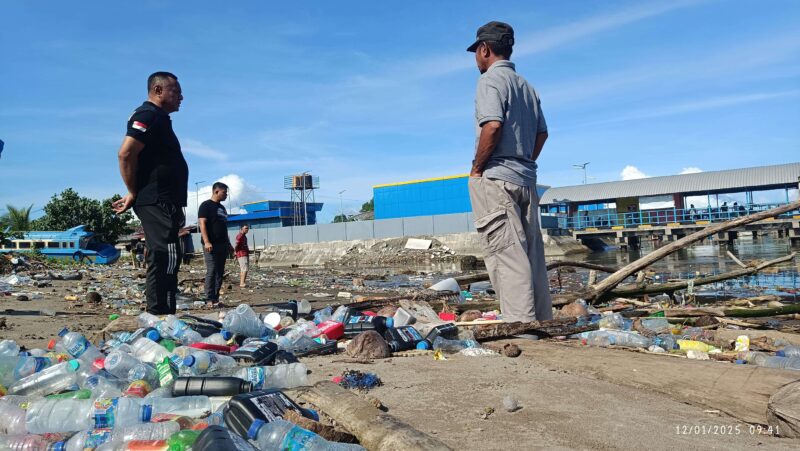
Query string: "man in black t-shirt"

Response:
xmin=198 ymin=182 xmax=234 ymax=306
xmin=113 ymin=72 xmax=188 ymax=314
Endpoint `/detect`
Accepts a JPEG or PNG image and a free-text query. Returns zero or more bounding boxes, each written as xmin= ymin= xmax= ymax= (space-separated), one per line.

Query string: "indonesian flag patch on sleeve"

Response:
xmin=132 ymin=121 xmax=148 ymax=132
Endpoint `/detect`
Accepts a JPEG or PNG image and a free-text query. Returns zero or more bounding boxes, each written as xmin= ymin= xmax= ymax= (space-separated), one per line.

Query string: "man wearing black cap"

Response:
xmin=467 ymin=21 xmax=552 ymax=322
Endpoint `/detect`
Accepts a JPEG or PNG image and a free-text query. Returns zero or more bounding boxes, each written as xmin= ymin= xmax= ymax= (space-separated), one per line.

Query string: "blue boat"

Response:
xmin=0 ymin=225 xmax=121 ymax=264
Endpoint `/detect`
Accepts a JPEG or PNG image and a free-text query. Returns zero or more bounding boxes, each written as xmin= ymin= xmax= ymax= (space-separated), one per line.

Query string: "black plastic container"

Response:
xmin=384 ymin=326 xmax=424 ymax=352
xmin=179 ymin=315 xmax=223 ymax=337
xmin=193 ymin=425 xmax=258 ymax=451
xmin=292 ymin=339 xmax=338 ymax=357
xmin=228 ymin=340 xmax=279 ymax=366
xmin=224 ymin=389 xmax=312 ymax=437
xmin=417 ymin=323 xmax=459 ymax=350
xmin=343 ymin=315 xmax=394 ymax=338
xmin=172 ymin=376 xmax=253 ymax=397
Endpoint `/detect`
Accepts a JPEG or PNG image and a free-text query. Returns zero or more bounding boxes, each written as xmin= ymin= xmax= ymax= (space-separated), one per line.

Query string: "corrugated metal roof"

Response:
xmin=540 ymin=162 xmax=800 ymax=204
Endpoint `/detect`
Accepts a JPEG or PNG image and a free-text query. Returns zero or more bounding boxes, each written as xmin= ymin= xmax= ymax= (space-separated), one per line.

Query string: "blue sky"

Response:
xmin=1 ymin=0 xmax=798 ymax=223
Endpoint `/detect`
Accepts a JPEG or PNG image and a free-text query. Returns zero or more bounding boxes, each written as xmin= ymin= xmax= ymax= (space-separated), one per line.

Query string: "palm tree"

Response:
xmin=3 ymin=204 xmax=33 ymax=231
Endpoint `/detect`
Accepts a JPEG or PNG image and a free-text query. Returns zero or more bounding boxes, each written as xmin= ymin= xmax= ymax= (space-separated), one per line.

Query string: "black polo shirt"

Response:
xmin=126 ymin=101 xmax=189 ymax=207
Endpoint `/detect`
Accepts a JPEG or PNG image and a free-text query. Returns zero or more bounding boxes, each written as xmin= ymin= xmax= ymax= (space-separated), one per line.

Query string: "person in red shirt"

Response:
xmin=234 ymin=224 xmax=250 ymax=288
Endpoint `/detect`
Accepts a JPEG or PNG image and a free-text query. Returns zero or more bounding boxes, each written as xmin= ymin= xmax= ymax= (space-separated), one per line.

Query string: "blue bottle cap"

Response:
xmin=416 ymin=341 xmax=430 ymax=350
xmin=141 ymin=404 xmax=152 ymax=422
xmin=776 ymin=350 xmax=786 ymax=357
xmin=145 ymin=330 xmax=160 ymax=341
xmin=303 ymin=408 xmax=319 ymax=421
xmin=221 ymin=330 xmax=232 ymax=340
xmin=183 ymin=355 xmax=196 ymax=367
xmin=52 ymin=441 xmax=65 ymax=451
xmin=247 ymin=419 xmax=266 ymax=439
xmin=58 ymin=327 xmax=69 ymax=337
xmin=385 ymin=317 xmax=394 ymax=328
xmin=68 ymin=360 xmax=81 ymax=371
xmin=735 ymin=359 xmax=746 ymax=365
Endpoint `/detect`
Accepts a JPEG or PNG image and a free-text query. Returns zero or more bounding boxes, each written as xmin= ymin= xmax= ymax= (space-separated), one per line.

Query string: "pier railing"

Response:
xmin=559 ymin=203 xmax=800 ymax=231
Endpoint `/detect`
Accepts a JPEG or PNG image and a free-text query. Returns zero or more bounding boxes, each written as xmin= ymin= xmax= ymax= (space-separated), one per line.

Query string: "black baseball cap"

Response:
xmin=467 ymin=21 xmax=515 ymax=52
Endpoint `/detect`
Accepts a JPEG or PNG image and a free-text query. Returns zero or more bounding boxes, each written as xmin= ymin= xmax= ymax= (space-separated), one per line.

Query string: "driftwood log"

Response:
xmin=453 ymin=260 xmax=619 ymax=287
xmin=295 ymin=381 xmax=452 ymax=451
xmin=470 ymin=317 xmax=598 ymax=341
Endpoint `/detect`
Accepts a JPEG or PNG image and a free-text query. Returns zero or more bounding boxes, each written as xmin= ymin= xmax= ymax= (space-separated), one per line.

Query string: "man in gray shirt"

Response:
xmin=467 ymin=21 xmax=552 ymax=322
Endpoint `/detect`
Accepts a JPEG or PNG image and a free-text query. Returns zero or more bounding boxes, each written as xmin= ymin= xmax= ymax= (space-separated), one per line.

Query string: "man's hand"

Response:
xmin=204 ymin=242 xmax=213 ymax=253
xmin=112 ymin=193 xmax=136 ymax=214
xmin=470 ymin=167 xmax=483 ymax=178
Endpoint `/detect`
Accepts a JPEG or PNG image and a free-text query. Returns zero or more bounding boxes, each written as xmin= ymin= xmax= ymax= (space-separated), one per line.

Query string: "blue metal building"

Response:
xmin=374 ymin=174 xmax=549 ymax=220
xmin=227 ymin=200 xmax=324 ymax=231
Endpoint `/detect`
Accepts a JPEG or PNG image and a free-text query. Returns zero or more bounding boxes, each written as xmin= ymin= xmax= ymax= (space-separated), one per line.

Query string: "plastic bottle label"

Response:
xmin=347 ymin=316 xmax=373 ymax=325
xmin=84 ymin=428 xmax=113 ymax=448
xmin=244 ymin=367 xmax=265 ymax=389
xmin=68 ymin=337 xmax=90 ymax=357
xmin=282 ymin=426 xmax=317 ymax=450
xmin=93 ymin=398 xmax=119 ymax=428
xmin=396 ymin=328 xmax=422 ymax=342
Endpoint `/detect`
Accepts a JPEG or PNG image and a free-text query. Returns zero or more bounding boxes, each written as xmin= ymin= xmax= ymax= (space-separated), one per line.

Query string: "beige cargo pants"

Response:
xmin=468 ymin=176 xmax=552 ymax=322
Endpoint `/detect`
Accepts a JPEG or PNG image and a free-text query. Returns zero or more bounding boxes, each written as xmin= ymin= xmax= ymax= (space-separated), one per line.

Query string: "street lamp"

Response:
xmin=338 ymin=190 xmax=346 ymax=222
xmin=572 ymin=162 xmax=590 ymax=185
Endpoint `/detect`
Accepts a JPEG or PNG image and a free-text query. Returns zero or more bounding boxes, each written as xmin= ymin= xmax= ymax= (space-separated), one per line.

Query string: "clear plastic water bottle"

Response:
xmin=148 ymin=396 xmax=212 ymax=418
xmin=431 ymin=337 xmax=480 ymax=353
xmin=24 ymin=398 xmax=94 ymax=433
xmin=94 ymin=397 xmax=153 ymax=428
xmin=313 ymin=306 xmax=333 ymax=324
xmin=0 ymin=399 xmax=27 ymax=434
xmin=63 ymin=429 xmax=114 ymax=451
xmin=248 ymin=418 xmax=365 ymax=450
xmin=212 ymin=363 xmax=309 ymax=390
xmin=332 ymin=305 xmax=350 ymax=323
xmin=113 ymin=421 xmax=181 ymax=441
xmin=201 ymin=331 xmax=232 ymax=346
xmin=182 ymin=351 xmax=238 ymax=375
xmin=0 ymin=355 xmax=52 ymax=387
xmin=223 ymin=304 xmax=275 ymax=338
xmin=587 ymin=330 xmax=651 ymax=348
xmin=128 ymin=363 xmax=160 ymax=387
xmin=104 ymin=350 xmax=142 ymax=380
xmin=131 ymin=337 xmax=173 ymax=364
xmin=0 ymin=339 xmax=20 ymax=356
xmin=84 ymin=376 xmax=125 ymax=399
xmin=640 ymin=318 xmax=672 ymax=334
xmin=138 ymin=312 xmax=162 ymax=328
xmin=158 ymin=316 xmax=203 ymax=345
xmin=652 ymin=334 xmax=678 ymax=350
xmin=777 ymin=345 xmax=800 ymax=357
xmin=0 ymin=434 xmax=55 ymax=450
xmin=739 ymin=351 xmax=800 ymax=370
xmin=9 ymin=360 xmax=81 ymax=396
xmin=58 ymin=328 xmax=105 ymax=364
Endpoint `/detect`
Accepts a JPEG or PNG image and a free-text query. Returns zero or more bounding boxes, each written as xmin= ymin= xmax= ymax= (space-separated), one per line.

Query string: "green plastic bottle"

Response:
xmin=156 ymin=357 xmax=177 ymax=387
xmin=46 ymin=388 xmax=93 ymax=399
xmin=159 ymin=339 xmax=178 ymax=352
xmin=167 ymin=429 xmax=202 ymax=451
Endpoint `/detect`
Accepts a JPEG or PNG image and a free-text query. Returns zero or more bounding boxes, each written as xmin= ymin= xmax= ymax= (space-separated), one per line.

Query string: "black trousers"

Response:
xmin=134 ymin=202 xmax=185 ymax=314
xmin=204 ymin=249 xmax=228 ymax=301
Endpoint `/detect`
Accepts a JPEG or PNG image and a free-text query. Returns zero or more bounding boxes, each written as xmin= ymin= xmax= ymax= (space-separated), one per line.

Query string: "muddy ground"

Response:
xmin=2 ymin=260 xmax=799 ymax=450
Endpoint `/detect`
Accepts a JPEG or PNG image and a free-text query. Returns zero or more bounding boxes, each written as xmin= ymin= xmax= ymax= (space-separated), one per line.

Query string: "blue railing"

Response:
xmin=556 ymin=203 xmax=800 ymax=230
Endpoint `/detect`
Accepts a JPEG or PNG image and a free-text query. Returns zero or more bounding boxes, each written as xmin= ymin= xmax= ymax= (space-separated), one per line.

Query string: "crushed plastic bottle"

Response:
xmin=223 ymin=304 xmax=276 ymax=338
xmin=431 ymin=337 xmax=479 ymax=353
xmin=583 ymin=330 xmax=651 ymax=349
xmin=248 ymin=418 xmax=365 ymax=451
xmin=9 ymin=360 xmax=81 ymax=396
xmin=0 ymin=339 xmax=21 ymax=357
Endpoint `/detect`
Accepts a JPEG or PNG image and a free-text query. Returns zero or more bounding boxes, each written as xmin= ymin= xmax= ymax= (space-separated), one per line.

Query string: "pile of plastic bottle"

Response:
xmin=0 ymin=300 xmax=485 ymax=450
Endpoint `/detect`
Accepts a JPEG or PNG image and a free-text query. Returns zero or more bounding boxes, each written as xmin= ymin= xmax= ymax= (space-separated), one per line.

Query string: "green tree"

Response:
xmin=33 ymin=189 xmax=133 ymax=243
xmin=0 ymin=204 xmax=33 ymax=231
xmin=332 ymin=214 xmax=351 ymax=223
xmin=360 ymin=198 xmax=374 ymax=213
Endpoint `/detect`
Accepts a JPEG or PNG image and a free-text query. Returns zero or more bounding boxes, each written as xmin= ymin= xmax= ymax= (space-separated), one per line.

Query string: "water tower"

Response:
xmin=284 ymin=172 xmax=320 ymax=226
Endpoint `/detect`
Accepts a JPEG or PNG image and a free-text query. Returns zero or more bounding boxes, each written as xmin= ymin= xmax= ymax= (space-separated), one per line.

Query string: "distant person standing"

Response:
xmin=198 ymin=182 xmax=233 ymax=307
xmin=466 ymin=21 xmax=552 ymax=322
xmin=234 ymin=224 xmax=250 ymax=288
xmin=113 ymin=72 xmax=187 ymax=315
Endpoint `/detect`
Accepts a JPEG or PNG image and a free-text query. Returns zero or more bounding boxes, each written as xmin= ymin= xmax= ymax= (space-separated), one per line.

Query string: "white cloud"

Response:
xmin=185 ymin=174 xmax=269 ymax=225
xmin=182 ymin=139 xmax=228 ymax=161
xmin=680 ymin=167 xmax=703 ymax=174
xmin=620 ymin=165 xmax=649 ymax=180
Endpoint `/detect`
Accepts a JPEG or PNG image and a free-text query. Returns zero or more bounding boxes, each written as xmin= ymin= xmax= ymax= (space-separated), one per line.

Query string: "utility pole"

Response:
xmin=338 ymin=189 xmax=346 ymax=222
xmin=572 ymin=162 xmax=590 ymax=185
xmin=194 ymin=180 xmax=207 ymax=219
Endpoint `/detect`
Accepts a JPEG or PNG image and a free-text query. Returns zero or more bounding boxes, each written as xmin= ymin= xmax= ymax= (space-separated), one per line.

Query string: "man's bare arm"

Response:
xmin=112 ymin=137 xmax=144 ymax=213
xmin=532 ymin=131 xmax=548 ymax=162
xmin=198 ymin=218 xmax=213 ymax=252
xmin=471 ymin=121 xmax=503 ymax=177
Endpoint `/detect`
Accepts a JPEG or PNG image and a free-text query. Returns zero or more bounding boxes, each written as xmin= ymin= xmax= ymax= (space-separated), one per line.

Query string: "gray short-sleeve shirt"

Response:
xmin=474 ymin=60 xmax=547 ymax=186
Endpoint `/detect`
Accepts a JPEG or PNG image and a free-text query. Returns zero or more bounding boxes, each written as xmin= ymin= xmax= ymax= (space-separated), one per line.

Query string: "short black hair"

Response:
xmin=240 ymin=224 xmax=250 ymax=229
xmin=147 ymin=72 xmax=178 ymax=93
xmin=483 ymin=40 xmax=513 ymax=58
xmin=212 ymin=182 xmax=229 ymax=192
